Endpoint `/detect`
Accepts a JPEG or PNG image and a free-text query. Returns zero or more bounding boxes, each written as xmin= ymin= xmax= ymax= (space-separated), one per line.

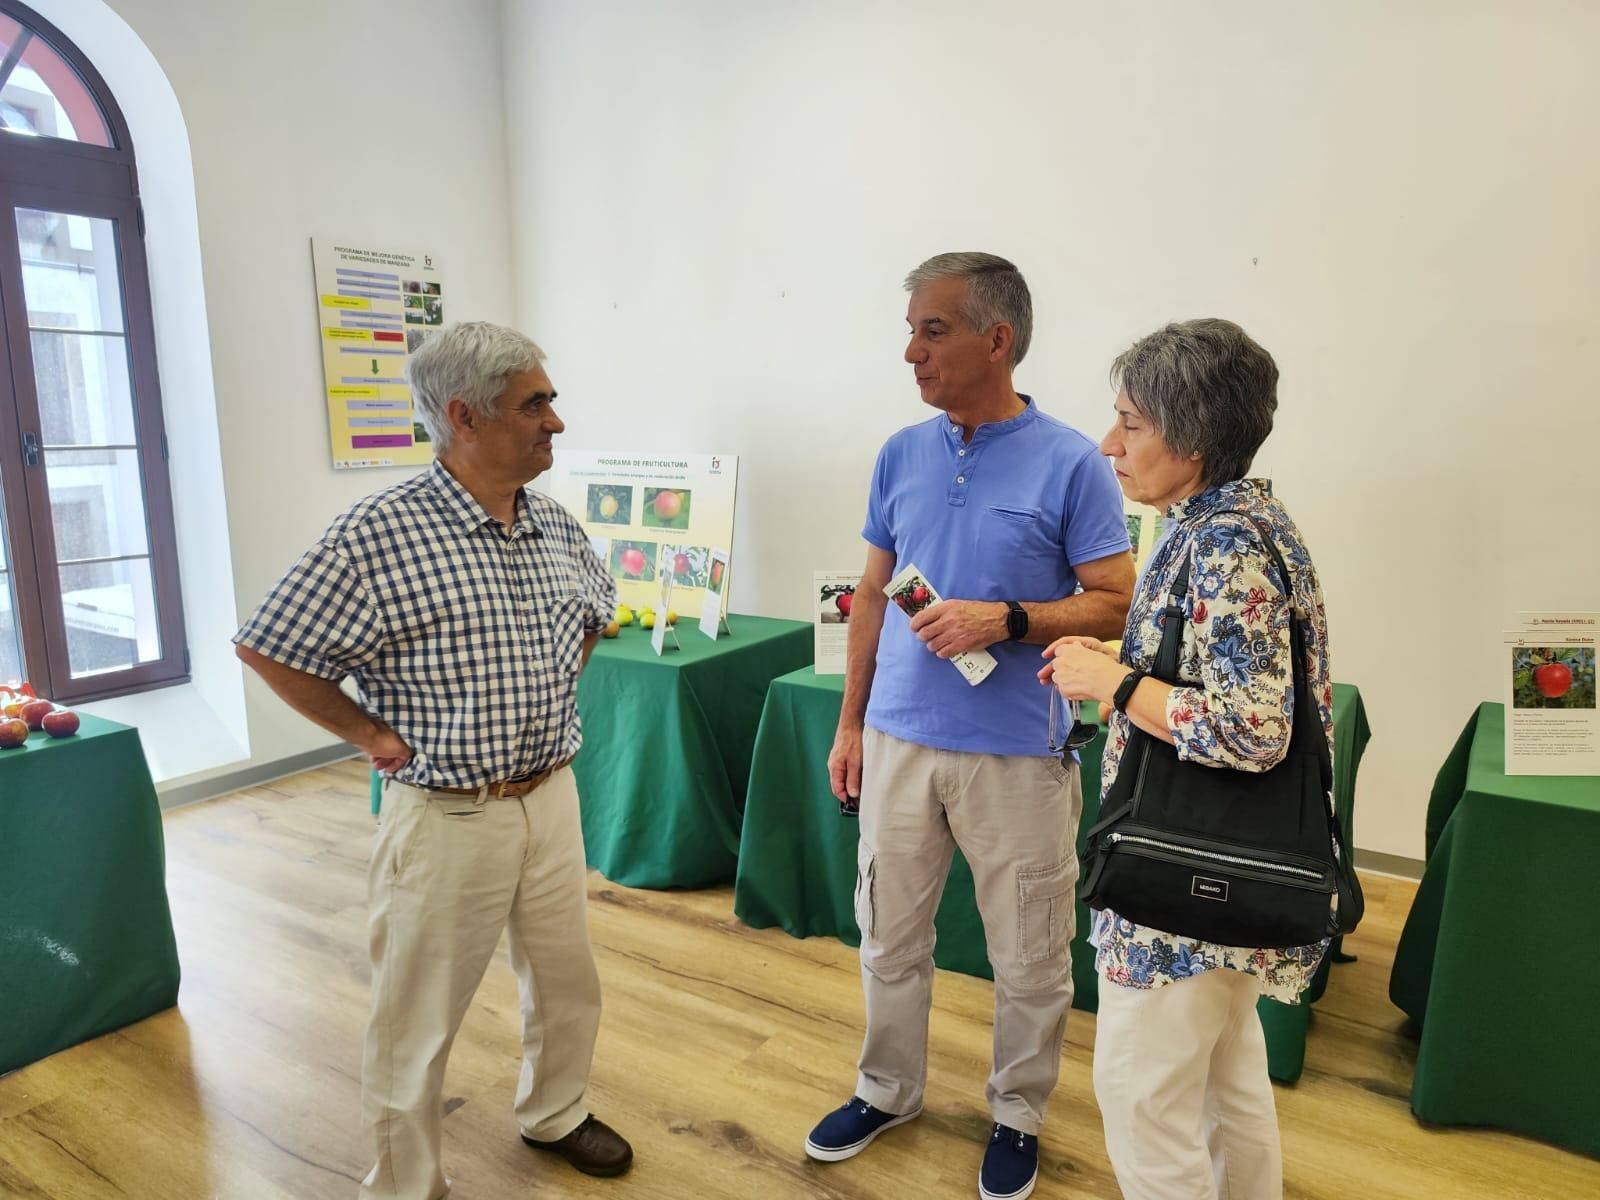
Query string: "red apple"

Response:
xmin=620 ymin=547 xmax=646 ymax=576
xmin=911 ymin=585 xmax=929 ymax=604
xmin=654 ymin=490 xmax=682 ymax=520
xmin=836 ymin=592 xmax=853 ymax=616
xmin=1533 ymin=661 xmax=1573 ymax=699
xmin=709 ymin=561 xmax=724 ymax=587
xmin=673 ymin=553 xmax=690 ymax=577
xmin=1 ymin=699 xmax=25 ymax=720
xmin=42 ymin=709 xmax=80 ymax=738
xmin=0 ymin=717 xmax=27 ymax=749
xmin=20 ymin=699 xmax=54 ymax=731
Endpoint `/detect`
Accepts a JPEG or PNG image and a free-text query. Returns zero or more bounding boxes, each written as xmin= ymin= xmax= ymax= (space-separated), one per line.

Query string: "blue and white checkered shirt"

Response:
xmin=234 ymin=460 xmax=617 ymax=790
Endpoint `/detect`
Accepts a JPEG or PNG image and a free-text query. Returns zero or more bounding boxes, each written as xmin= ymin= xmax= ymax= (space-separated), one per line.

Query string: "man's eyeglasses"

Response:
xmin=1048 ymin=689 xmax=1099 ymax=754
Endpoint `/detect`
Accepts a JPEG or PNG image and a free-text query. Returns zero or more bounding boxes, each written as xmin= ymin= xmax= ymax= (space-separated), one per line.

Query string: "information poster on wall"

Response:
xmin=311 ymin=237 xmax=444 ymax=469
xmin=1502 ymin=613 xmax=1599 ymax=776
xmin=536 ymin=451 xmax=739 ymax=614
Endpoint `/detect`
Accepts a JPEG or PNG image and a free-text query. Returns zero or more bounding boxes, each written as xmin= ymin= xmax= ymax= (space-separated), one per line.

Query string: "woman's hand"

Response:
xmin=1038 ymin=636 xmax=1129 ymax=703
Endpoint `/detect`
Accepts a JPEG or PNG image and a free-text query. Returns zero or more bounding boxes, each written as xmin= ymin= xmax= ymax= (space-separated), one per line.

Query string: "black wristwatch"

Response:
xmin=1112 ymin=668 xmax=1147 ymax=714
xmin=1004 ymin=601 xmax=1028 ymax=641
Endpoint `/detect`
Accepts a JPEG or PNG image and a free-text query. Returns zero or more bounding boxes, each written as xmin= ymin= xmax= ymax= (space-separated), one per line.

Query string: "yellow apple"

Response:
xmin=599 ymin=494 xmax=619 ymax=519
xmin=641 ymin=611 xmax=656 ymax=629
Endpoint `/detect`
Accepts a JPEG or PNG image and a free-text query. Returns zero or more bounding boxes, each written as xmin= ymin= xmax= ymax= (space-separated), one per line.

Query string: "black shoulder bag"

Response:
xmin=1078 ymin=513 xmax=1364 ymax=949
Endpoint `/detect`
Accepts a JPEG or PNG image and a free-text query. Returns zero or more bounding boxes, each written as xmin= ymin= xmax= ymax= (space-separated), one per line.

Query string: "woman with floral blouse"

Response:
xmin=1041 ymin=319 xmax=1332 ymax=1200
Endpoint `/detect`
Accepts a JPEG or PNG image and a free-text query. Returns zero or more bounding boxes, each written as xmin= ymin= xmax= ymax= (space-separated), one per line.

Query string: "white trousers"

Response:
xmin=359 ymin=770 xmax=600 ymax=1200
xmin=1093 ymin=969 xmax=1282 ymax=1200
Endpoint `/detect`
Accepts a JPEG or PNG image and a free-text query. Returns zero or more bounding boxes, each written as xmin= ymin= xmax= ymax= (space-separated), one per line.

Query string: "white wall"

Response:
xmin=501 ymin=0 xmax=1600 ymax=861
xmin=70 ymin=0 xmax=516 ymax=789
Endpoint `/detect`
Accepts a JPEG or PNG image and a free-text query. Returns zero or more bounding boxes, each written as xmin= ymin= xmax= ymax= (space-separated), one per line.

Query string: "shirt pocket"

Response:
xmin=545 ymin=593 xmax=586 ymax=677
xmin=980 ymin=505 xmax=1062 ymax=594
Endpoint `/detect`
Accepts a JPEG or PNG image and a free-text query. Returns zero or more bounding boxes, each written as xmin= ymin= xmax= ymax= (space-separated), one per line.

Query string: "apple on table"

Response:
xmin=43 ymin=709 xmax=80 ymax=738
xmin=20 ymin=699 xmax=54 ymax=731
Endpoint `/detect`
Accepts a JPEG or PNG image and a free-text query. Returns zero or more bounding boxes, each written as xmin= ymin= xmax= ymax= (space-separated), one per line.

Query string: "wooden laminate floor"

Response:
xmin=2 ymin=759 xmax=1595 ymax=1198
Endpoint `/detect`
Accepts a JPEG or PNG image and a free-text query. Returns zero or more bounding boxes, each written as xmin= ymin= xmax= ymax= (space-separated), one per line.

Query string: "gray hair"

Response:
xmin=405 ymin=321 xmax=546 ymax=453
xmin=1109 ymin=319 xmax=1279 ymax=487
xmin=903 ymin=252 xmax=1033 ymax=366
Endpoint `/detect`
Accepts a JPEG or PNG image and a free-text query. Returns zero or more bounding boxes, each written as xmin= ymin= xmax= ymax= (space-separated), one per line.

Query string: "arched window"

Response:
xmin=0 ymin=0 xmax=186 ymax=701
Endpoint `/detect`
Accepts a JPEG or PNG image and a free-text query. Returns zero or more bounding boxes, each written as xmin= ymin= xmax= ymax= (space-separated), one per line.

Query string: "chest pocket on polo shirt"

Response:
xmin=980 ymin=505 xmax=1061 ymax=593
xmin=544 ymin=593 xmax=586 ymax=676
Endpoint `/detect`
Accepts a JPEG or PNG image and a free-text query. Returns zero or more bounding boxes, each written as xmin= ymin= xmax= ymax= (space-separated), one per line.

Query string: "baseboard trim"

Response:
xmin=1355 ymin=848 xmax=1424 ymax=881
xmin=156 ymin=744 xmax=360 ymax=811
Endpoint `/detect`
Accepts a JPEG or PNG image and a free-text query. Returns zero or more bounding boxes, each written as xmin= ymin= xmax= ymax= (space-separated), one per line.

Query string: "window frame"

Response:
xmin=0 ymin=0 xmax=187 ymax=702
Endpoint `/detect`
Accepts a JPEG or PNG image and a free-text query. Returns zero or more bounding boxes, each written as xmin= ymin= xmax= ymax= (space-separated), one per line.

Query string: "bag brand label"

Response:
xmin=1192 ymin=876 xmax=1229 ymax=902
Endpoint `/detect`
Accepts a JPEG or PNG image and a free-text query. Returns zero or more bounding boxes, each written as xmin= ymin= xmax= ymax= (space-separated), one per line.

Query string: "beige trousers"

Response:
xmin=1094 ymin=969 xmax=1283 ymax=1200
xmin=359 ymin=769 xmax=600 ymax=1200
xmin=854 ymin=727 xmax=1082 ymax=1135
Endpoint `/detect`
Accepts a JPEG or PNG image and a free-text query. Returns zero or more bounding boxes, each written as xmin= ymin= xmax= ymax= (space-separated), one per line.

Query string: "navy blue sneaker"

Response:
xmin=979 ymin=1122 xmax=1038 ymax=1199
xmin=804 ymin=1095 xmax=921 ymax=1161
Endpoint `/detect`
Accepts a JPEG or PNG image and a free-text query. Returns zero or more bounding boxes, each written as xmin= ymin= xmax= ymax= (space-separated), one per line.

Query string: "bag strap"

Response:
xmin=1205 ymin=515 xmax=1358 ymax=914
xmin=1148 ymin=508 xmax=1335 ymax=798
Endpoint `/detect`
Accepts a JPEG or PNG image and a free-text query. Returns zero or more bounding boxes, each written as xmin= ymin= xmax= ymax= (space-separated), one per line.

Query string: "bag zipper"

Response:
xmin=1107 ymin=831 xmax=1327 ymax=884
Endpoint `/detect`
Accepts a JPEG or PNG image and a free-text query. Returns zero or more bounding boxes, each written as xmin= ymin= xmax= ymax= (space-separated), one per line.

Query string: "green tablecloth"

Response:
xmin=1390 ymin=702 xmax=1600 ymax=1156
xmin=0 ymin=713 xmax=180 ymax=1075
xmin=734 ymin=669 xmax=1370 ymax=1084
xmin=573 ymin=613 xmax=813 ymax=888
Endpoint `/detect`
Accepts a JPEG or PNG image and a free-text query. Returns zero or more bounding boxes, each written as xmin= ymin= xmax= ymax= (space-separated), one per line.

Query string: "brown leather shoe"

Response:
xmin=522 ymin=1115 xmax=634 ymax=1177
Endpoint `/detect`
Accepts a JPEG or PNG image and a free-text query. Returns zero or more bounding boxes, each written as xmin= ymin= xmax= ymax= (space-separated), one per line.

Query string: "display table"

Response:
xmin=0 ymin=713 xmax=181 ymax=1076
xmin=735 ymin=668 xmax=1370 ymax=1083
xmin=573 ymin=614 xmax=812 ymax=888
xmin=1390 ymin=702 xmax=1600 ymax=1156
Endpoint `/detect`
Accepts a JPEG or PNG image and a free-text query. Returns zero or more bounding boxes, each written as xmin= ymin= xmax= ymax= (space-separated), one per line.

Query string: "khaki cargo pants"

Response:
xmin=854 ymin=727 xmax=1082 ymax=1134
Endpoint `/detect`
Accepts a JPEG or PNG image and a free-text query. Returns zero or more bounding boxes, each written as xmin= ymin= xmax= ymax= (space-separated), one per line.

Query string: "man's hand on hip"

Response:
xmin=828 ymin=723 xmax=865 ymax=803
xmin=910 ymin=599 xmax=1006 ymax=658
xmin=361 ymin=722 xmax=415 ymax=775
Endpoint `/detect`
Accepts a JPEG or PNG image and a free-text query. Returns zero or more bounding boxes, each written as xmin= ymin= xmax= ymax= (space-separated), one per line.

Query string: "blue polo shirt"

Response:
xmin=863 ymin=397 xmax=1129 ymax=757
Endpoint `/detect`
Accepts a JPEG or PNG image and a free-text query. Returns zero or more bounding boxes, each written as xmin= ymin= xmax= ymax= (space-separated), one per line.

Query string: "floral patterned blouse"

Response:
xmin=1091 ymin=478 xmax=1334 ymax=1004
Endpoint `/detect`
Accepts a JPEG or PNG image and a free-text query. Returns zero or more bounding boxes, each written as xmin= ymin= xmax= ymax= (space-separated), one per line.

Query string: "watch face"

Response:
xmin=1008 ymin=606 xmax=1027 ymax=639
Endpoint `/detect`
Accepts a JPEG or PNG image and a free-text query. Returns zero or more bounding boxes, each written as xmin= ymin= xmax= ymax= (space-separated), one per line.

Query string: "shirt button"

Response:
xmin=950 ymin=425 xmax=959 ymax=433
xmin=956 ymin=475 xmax=966 ymax=484
xmin=958 ymin=449 xmax=966 ymax=456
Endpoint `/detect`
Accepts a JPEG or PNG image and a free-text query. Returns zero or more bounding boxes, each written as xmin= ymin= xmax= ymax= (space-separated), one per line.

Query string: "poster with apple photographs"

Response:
xmin=1502 ymin=623 xmax=1599 ymax=776
xmin=534 ymin=451 xmax=738 ymax=615
xmin=815 ymin=571 xmax=858 ymax=675
xmin=700 ymin=549 xmax=730 ymax=641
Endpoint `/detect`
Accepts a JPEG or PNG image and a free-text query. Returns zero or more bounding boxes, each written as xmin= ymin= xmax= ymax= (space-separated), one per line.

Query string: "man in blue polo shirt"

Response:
xmin=804 ymin=253 xmax=1133 ymax=1200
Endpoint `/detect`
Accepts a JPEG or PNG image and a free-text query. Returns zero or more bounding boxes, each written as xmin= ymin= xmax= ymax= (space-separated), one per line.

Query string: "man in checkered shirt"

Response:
xmin=235 ymin=322 xmax=630 ymax=1197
